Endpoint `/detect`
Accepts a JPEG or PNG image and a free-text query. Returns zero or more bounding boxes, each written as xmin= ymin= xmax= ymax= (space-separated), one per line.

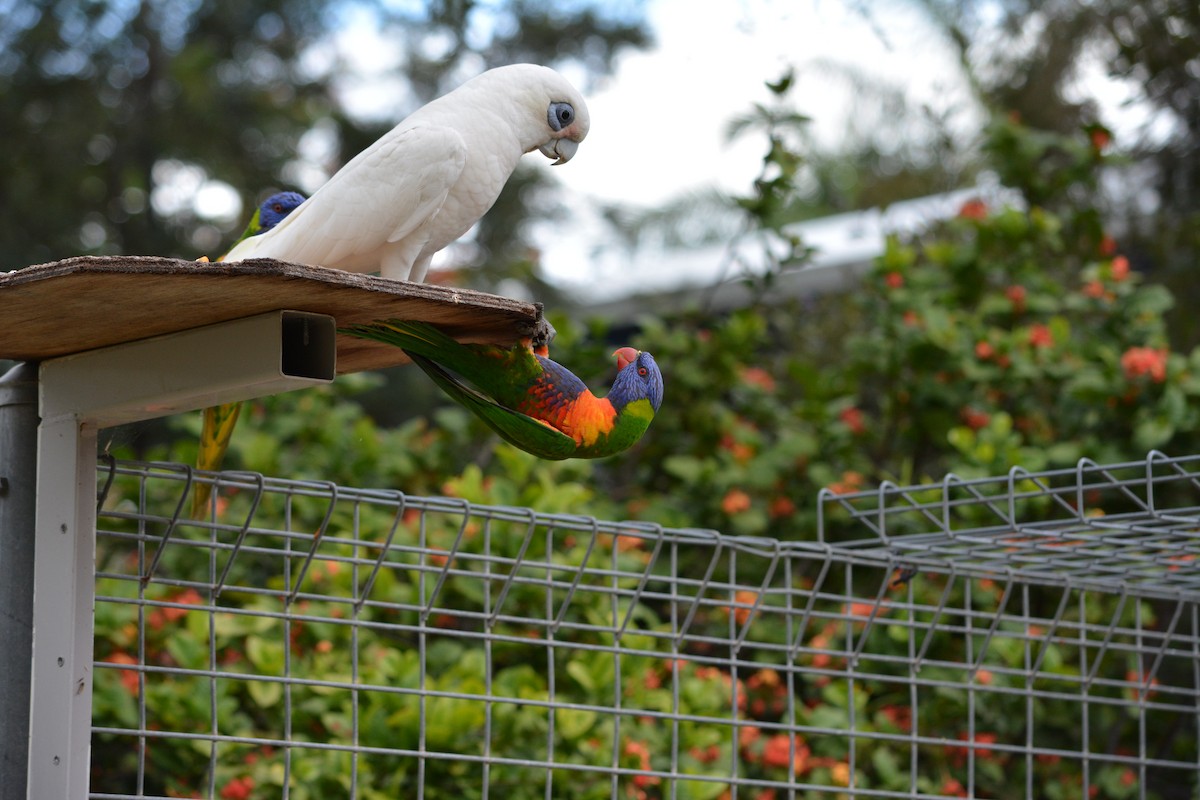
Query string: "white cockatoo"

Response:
xmin=223 ymin=63 xmax=590 ymax=282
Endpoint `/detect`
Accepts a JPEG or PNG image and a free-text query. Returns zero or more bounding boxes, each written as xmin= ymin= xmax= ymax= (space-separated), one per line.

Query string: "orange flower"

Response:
xmin=1121 ymin=347 xmax=1168 ymax=383
xmin=725 ymin=590 xmax=760 ymax=625
xmin=879 ymin=704 xmax=912 ymax=732
xmin=108 ymin=650 xmax=141 ymax=696
xmin=1111 ymin=255 xmax=1130 ymax=280
xmin=828 ymin=471 xmax=865 ymax=495
xmin=1090 ymin=127 xmax=1112 ymax=151
xmin=721 ymin=489 xmax=752 ymax=515
xmin=958 ymin=198 xmax=988 ymax=220
xmin=739 ymin=366 xmax=776 ymax=393
xmin=1027 ymin=323 xmax=1054 ymax=349
xmin=947 ymin=731 xmax=998 ymax=765
xmin=220 ymin=777 xmax=255 ymax=800
xmin=761 ymin=734 xmax=810 ymax=774
xmin=1082 ymin=280 xmax=1106 ymax=298
xmin=839 ymin=406 xmax=865 ymax=435
xmin=1005 ymin=285 xmax=1027 ymax=313
xmin=942 ymin=777 xmax=968 ymax=797
xmin=722 ymin=437 xmax=756 ymax=464
xmin=739 ymin=724 xmax=762 ymax=750
xmin=902 ymin=309 xmax=921 ymax=327
xmin=768 ymin=496 xmax=796 ymax=519
xmin=974 ymin=341 xmax=995 ymax=360
xmin=1099 ymin=234 xmax=1117 ymax=256
xmin=623 ymin=738 xmax=660 ymax=787
xmin=844 ymin=601 xmax=881 ymax=620
xmin=960 ymin=406 xmax=990 ymax=431
xmin=884 ymin=271 xmax=904 ymax=289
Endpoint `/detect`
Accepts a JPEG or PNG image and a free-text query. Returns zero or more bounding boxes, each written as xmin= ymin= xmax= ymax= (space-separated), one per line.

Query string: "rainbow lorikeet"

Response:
xmin=341 ymin=320 xmax=664 ymax=460
xmin=194 ymin=191 xmax=306 ymax=517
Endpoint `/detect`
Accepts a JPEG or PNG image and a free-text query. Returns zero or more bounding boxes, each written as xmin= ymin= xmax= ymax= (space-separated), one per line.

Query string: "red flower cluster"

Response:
xmin=958 ymin=198 xmax=988 ymax=220
xmin=960 ymin=406 xmax=991 ymax=431
xmin=107 ymin=650 xmax=141 ymax=696
xmin=827 ymin=471 xmax=865 ymax=495
xmin=1111 ymin=255 xmax=1130 ymax=281
xmin=148 ymin=587 xmax=204 ymax=631
xmin=1027 ymin=324 xmax=1054 ymax=349
xmin=1121 ymin=347 xmax=1168 ymax=383
xmin=623 ymin=739 xmax=660 ymax=790
xmin=946 ymin=731 xmax=999 ymax=767
xmin=1005 ymin=285 xmax=1027 ymax=313
xmin=721 ymin=489 xmax=752 ymax=515
xmin=220 ymin=777 xmax=255 ymax=800
xmin=723 ymin=589 xmax=760 ymax=625
xmin=839 ymin=406 xmax=865 ymax=435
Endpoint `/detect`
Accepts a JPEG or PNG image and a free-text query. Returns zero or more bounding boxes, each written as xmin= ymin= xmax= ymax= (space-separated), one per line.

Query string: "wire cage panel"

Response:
xmin=818 ymin=452 xmax=1200 ymax=602
xmin=90 ymin=458 xmax=1200 ymax=800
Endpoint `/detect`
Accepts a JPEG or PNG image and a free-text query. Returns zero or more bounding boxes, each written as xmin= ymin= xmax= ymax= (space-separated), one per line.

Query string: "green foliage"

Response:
xmin=92 ymin=103 xmax=1198 ymax=798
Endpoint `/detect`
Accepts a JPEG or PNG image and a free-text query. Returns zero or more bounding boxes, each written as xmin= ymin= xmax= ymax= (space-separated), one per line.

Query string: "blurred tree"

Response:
xmin=913 ymin=0 xmax=1200 ymax=342
xmin=0 ymin=0 xmax=649 ymax=291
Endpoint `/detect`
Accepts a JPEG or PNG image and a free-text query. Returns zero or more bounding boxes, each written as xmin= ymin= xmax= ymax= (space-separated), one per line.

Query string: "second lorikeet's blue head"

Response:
xmin=256 ymin=191 xmax=306 ymax=232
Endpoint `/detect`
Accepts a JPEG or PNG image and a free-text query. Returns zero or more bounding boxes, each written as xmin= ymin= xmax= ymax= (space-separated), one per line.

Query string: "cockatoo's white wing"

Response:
xmin=223 ymin=126 xmax=467 ymax=274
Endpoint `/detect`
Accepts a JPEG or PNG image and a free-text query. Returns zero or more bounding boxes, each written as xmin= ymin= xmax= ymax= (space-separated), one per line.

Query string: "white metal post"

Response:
xmin=25 ymin=310 xmax=336 ymax=798
xmin=27 ymin=414 xmax=98 ymax=798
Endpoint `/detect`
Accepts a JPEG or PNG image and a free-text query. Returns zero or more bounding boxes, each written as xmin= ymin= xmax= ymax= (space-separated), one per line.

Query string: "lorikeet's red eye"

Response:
xmin=273 ymin=203 xmax=284 ymax=213
xmin=638 ymin=367 xmax=648 ymax=376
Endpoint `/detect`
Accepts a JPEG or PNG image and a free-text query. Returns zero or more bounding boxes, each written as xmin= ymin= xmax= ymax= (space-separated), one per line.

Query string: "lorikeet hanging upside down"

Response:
xmin=193 ymin=191 xmax=306 ymax=517
xmin=341 ymin=320 xmax=664 ymax=460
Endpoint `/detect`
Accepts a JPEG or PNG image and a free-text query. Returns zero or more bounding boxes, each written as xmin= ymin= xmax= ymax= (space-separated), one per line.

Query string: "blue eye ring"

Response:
xmin=548 ymin=102 xmax=574 ymax=132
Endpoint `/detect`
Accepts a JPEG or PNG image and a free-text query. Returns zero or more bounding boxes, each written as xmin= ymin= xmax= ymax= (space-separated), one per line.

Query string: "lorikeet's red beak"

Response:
xmin=613 ymin=347 xmax=639 ymax=371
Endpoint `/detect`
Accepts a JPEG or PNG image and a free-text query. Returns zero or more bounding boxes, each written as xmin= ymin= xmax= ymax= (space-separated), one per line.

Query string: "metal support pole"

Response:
xmin=0 ymin=363 xmax=38 ymax=800
xmin=22 ymin=310 xmax=336 ymax=798
xmin=27 ymin=408 xmax=96 ymax=799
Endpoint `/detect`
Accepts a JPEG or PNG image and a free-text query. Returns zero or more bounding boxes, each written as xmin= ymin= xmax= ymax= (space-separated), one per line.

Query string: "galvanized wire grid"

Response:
xmin=818 ymin=450 xmax=1200 ymax=601
xmin=89 ymin=455 xmax=1200 ymax=800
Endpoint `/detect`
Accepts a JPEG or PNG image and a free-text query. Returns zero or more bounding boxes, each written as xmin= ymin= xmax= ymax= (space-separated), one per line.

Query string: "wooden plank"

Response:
xmin=0 ymin=256 xmax=543 ymax=374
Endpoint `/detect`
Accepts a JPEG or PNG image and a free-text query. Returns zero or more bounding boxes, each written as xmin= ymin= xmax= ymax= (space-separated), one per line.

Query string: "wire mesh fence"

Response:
xmin=89 ymin=454 xmax=1200 ymax=800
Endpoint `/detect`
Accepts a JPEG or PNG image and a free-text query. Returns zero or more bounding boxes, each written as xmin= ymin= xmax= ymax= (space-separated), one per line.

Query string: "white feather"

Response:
xmin=223 ymin=64 xmax=590 ymax=281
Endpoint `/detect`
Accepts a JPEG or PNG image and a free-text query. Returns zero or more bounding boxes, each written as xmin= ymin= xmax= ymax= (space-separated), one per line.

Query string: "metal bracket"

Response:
xmin=40 ymin=310 xmax=336 ymax=427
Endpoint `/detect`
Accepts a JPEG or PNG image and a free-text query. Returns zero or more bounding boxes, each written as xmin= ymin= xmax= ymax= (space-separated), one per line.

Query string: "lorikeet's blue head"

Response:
xmin=257 ymin=191 xmax=306 ymax=232
xmin=608 ymin=348 xmax=664 ymax=413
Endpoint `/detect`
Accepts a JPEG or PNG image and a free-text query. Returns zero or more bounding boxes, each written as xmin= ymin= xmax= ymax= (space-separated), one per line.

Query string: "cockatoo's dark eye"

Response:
xmin=548 ymin=102 xmax=574 ymax=131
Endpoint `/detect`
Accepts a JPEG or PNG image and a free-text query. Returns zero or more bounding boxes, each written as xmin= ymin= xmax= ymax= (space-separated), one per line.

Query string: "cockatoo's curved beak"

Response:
xmin=539 ymin=137 xmax=578 ymax=165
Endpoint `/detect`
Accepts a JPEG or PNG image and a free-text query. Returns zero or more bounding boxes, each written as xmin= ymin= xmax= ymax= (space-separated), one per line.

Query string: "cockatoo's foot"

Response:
xmin=528 ymin=305 xmax=557 ymax=357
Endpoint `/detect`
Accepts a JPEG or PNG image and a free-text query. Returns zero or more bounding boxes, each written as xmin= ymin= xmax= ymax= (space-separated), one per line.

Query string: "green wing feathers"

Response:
xmin=406 ymin=353 xmax=578 ymax=460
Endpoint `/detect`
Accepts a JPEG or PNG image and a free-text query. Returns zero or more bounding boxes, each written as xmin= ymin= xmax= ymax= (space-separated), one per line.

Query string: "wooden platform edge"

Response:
xmin=0 ymin=255 xmax=546 ymax=375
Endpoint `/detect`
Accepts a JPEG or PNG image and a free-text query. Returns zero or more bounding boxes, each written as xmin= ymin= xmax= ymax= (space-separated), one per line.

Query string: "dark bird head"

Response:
xmin=610 ymin=347 xmax=664 ymax=413
xmin=257 ymin=191 xmax=306 ymax=232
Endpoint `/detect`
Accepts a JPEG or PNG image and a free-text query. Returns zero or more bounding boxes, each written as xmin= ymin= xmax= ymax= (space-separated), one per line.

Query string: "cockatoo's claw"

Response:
xmin=527 ymin=307 xmax=557 ymax=356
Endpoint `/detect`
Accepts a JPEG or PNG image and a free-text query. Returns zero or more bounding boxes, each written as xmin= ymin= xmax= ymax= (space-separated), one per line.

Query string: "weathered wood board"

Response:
xmin=0 ymin=256 xmax=543 ymax=374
